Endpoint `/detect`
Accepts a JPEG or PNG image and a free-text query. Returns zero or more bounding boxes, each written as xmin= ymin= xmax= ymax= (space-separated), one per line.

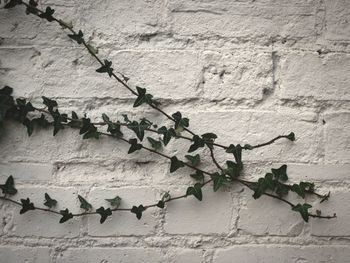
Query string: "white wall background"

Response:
xmin=0 ymin=0 xmax=350 ymax=262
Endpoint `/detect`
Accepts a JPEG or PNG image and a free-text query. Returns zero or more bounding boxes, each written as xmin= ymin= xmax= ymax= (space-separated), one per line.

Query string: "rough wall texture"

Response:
xmin=0 ymin=0 xmax=350 ymax=262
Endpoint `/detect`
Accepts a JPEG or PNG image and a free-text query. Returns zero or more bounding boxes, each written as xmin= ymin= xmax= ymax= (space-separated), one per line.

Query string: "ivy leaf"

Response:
xmin=170 ymin=156 xmax=185 ymax=173
xmin=42 ymin=96 xmax=57 ymax=112
xmin=157 ymin=126 xmax=176 ymax=146
xmin=78 ymin=195 xmax=92 ymax=211
xmin=291 ymin=182 xmax=315 ymax=198
xmin=287 ymin=132 xmax=296 ymax=141
xmin=96 ymin=207 xmax=112 ymax=224
xmin=38 ymin=6 xmax=55 ymax=22
xmin=59 ymin=208 xmax=73 ymax=223
xmin=131 ymin=205 xmax=145 ymax=220
xmin=32 ymin=114 xmax=51 ymax=128
xmin=0 ymin=87 xmax=15 ymax=122
xmin=0 ymin=175 xmax=17 ymax=195
xmin=102 ymin=114 xmax=123 ymax=137
xmin=172 ymin=111 xmax=189 ymax=131
xmin=190 ymin=170 xmax=204 ymax=181
xmin=50 ymin=110 xmax=66 ymax=136
xmin=44 ymin=193 xmax=57 ymax=208
xmin=185 ymin=154 xmax=200 ymax=166
xmin=68 ymin=30 xmax=84 ymax=44
xmin=79 ymin=118 xmax=99 ymax=139
xmin=96 ymin=59 xmax=113 ymax=77
xmin=20 ymin=198 xmax=35 ymax=214
xmin=105 ymin=196 xmax=121 ymax=207
xmin=188 ymin=135 xmax=205 ymax=153
xmin=127 ymin=120 xmax=150 ymax=141
xmin=275 ymin=183 xmax=289 ymax=197
xmin=252 ymin=178 xmax=267 ymax=199
xmin=243 ymin=144 xmax=253 ymax=150
xmin=186 ymin=183 xmax=203 ymax=201
xmin=226 ymin=144 xmax=243 ymax=165
xmin=23 ymin=118 xmax=34 ymax=136
xmin=264 ymin=173 xmax=276 ymax=191
xmin=211 ymin=173 xmax=227 ymax=192
xmin=201 ymin=133 xmax=217 ymax=141
xmin=292 ymin=203 xmax=312 ymax=222
xmin=133 ymin=86 xmax=155 ymax=107
xmin=271 ymin=164 xmax=288 ymax=181
xmin=26 ymin=0 xmax=38 ymax=15
xmin=156 ymin=200 xmax=165 ymax=208
xmin=122 ymin=114 xmax=131 ymax=123
xmin=4 ymin=0 xmax=22 ymax=9
xmin=128 ymin=138 xmax=142 ymax=154
xmin=224 ymin=161 xmax=242 ymax=178
xmin=147 ymin=137 xmax=162 ymax=150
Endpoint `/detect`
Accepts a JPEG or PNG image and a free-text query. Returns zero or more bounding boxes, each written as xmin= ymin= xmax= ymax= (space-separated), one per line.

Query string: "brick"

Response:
xmin=311 ymin=191 xmax=350 ymax=236
xmin=87 ymin=187 xmax=157 ymax=236
xmin=3 ymin=186 xmax=81 ymax=237
xmin=164 ymin=187 xmax=237 ymax=234
xmin=238 ymin=191 xmax=304 ymax=236
xmin=0 ymin=246 xmax=51 ymax=263
xmin=56 ymin=248 xmax=164 ymax=263
xmin=325 ymin=0 xmax=350 ymax=42
xmin=324 ymin=112 xmax=350 ymax=163
xmin=201 ymin=50 xmax=271 ymax=100
xmin=279 ymin=52 xmax=350 ymax=101
xmin=214 ymin=245 xmax=350 ymax=263
xmin=0 ymin=162 xmax=53 ymax=182
xmin=168 ymin=1 xmax=317 ymax=43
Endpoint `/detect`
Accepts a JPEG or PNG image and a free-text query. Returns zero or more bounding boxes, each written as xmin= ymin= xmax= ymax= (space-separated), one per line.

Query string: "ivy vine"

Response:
xmin=0 ymin=0 xmax=336 ymax=225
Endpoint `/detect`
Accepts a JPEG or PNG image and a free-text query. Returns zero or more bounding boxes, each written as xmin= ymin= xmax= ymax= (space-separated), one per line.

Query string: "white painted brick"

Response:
xmin=164 ymin=187 xmax=237 ymax=234
xmin=214 ymin=245 xmax=350 ymax=263
xmin=286 ymin=164 xmax=350 ymax=181
xmin=0 ymin=162 xmax=53 ymax=182
xmin=201 ymin=50 xmax=271 ymax=100
xmin=311 ymin=191 xmax=350 ymax=236
xmin=324 ymin=112 xmax=350 ymax=163
xmin=87 ymin=187 xmax=157 ymax=236
xmin=279 ymin=52 xmax=350 ymax=101
xmin=56 ymin=248 xmax=164 ymax=263
xmin=0 ymin=246 xmax=51 ymax=263
xmin=325 ymin=0 xmax=350 ymax=42
xmin=238 ymin=190 xmax=304 ymax=236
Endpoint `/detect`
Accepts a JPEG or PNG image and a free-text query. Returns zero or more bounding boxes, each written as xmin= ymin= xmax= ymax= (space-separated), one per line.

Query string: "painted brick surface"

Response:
xmin=0 ymin=0 xmax=350 ymax=262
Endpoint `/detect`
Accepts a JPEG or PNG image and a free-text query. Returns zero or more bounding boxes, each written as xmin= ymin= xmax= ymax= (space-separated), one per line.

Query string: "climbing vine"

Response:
xmin=0 ymin=0 xmax=336 ymax=225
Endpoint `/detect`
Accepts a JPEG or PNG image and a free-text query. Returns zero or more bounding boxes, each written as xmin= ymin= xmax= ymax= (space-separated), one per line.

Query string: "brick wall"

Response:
xmin=0 ymin=0 xmax=349 ymax=262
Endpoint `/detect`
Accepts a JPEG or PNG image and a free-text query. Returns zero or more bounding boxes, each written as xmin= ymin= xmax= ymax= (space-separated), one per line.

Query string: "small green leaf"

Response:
xmin=133 ymin=86 xmax=155 ymax=107
xmin=4 ymin=0 xmax=22 ymax=9
xmin=131 ymin=205 xmax=145 ymax=220
xmin=26 ymin=0 xmax=38 ymax=15
xmin=201 ymin=133 xmax=217 ymax=141
xmin=0 ymin=175 xmax=17 ymax=195
xmin=287 ymin=132 xmax=295 ymax=141
xmin=172 ymin=111 xmax=189 ymax=130
xmin=78 ymin=195 xmax=92 ymax=211
xmin=190 ymin=170 xmax=204 ymax=181
xmin=226 ymin=144 xmax=243 ymax=165
xmin=271 ymin=164 xmax=288 ymax=181
xmin=224 ymin=161 xmax=242 ymax=178
xmin=211 ymin=173 xmax=227 ymax=192
xmin=79 ymin=118 xmax=99 ymax=139
xmin=157 ymin=126 xmax=176 ymax=146
xmin=96 ymin=207 xmax=112 ymax=224
xmin=59 ymin=208 xmax=73 ymax=223
xmin=96 ymin=59 xmax=113 ymax=77
xmin=170 ymin=156 xmax=185 ymax=173
xmin=292 ymin=203 xmax=312 ymax=222
xmin=42 ymin=96 xmax=57 ymax=112
xmin=38 ymin=6 xmax=55 ymax=22
xmin=105 ymin=196 xmax=121 ymax=207
xmin=102 ymin=114 xmax=123 ymax=137
xmin=275 ymin=183 xmax=289 ymax=197
xmin=127 ymin=120 xmax=150 ymax=141
xmin=44 ymin=193 xmax=57 ymax=208
xmin=243 ymin=144 xmax=253 ymax=150
xmin=128 ymin=138 xmax=142 ymax=154
xmin=147 ymin=137 xmax=162 ymax=150
xmin=68 ymin=30 xmax=84 ymax=44
xmin=156 ymin=201 xmax=165 ymax=208
xmin=188 ymin=135 xmax=205 ymax=153
xmin=185 ymin=154 xmax=200 ymax=166
xmin=20 ymin=198 xmax=35 ymax=214
xmin=186 ymin=183 xmax=203 ymax=201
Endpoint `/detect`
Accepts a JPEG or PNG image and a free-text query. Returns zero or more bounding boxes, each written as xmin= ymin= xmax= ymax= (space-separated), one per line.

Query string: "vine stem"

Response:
xmin=18 ymin=0 xmax=293 ymax=152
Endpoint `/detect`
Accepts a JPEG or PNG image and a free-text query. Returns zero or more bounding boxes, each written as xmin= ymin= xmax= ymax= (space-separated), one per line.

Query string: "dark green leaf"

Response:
xmin=170 ymin=156 xmax=185 ymax=173
xmin=131 ymin=205 xmax=145 ymax=220
xmin=79 ymin=118 xmax=99 ymax=139
xmin=252 ymin=178 xmax=267 ymax=199
xmin=275 ymin=183 xmax=289 ymax=197
xmin=127 ymin=120 xmax=150 ymax=141
xmin=291 ymin=182 xmax=314 ymax=198
xmin=226 ymin=144 xmax=243 ymax=165
xmin=157 ymin=126 xmax=176 ymax=146
xmin=4 ymin=0 xmax=22 ymax=9
xmin=96 ymin=59 xmax=113 ymax=77
xmin=20 ymin=198 xmax=35 ymax=214
xmin=0 ymin=175 xmax=17 ymax=195
xmin=211 ymin=173 xmax=227 ymax=192
xmin=186 ymin=183 xmax=202 ymax=201
xmin=44 ymin=193 xmax=57 ymax=208
xmin=147 ymin=137 xmax=162 ymax=150
xmin=224 ymin=161 xmax=242 ymax=178
xmin=0 ymin=88 xmax=15 ymax=122
xmin=38 ymin=6 xmax=55 ymax=22
xmin=42 ymin=96 xmax=57 ymax=112
xmin=190 ymin=170 xmax=204 ymax=181
xmin=243 ymin=144 xmax=253 ymax=150
xmin=128 ymin=138 xmax=143 ymax=154
xmin=105 ymin=196 xmax=121 ymax=207
xmin=292 ymin=203 xmax=312 ymax=222
xmin=271 ymin=164 xmax=288 ymax=181
xmin=201 ymin=133 xmax=217 ymax=141
xmin=133 ymin=86 xmax=156 ymax=107
xmin=59 ymin=208 xmax=73 ymax=223
xmin=96 ymin=207 xmax=112 ymax=224
xmin=26 ymin=0 xmax=38 ymax=15
xmin=287 ymin=132 xmax=296 ymax=141
xmin=78 ymin=195 xmax=92 ymax=211
xmin=156 ymin=201 xmax=165 ymax=208
xmin=172 ymin=111 xmax=189 ymax=130
xmin=68 ymin=30 xmax=84 ymax=44
xmin=102 ymin=114 xmax=123 ymax=137
xmin=188 ymin=135 xmax=205 ymax=153
xmin=185 ymin=154 xmax=200 ymax=166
